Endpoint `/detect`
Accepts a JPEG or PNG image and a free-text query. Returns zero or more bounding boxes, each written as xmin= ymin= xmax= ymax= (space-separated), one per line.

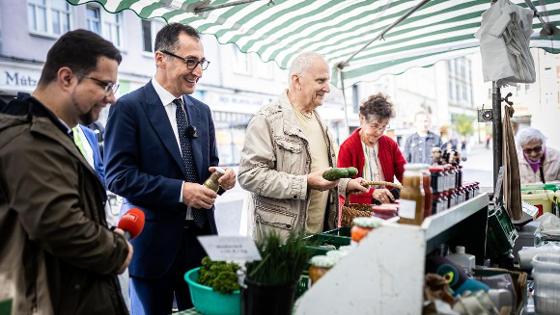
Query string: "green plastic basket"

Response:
xmin=184 ymin=267 xmax=240 ymax=315
xmin=487 ymin=206 xmax=518 ymax=258
xmin=303 ymin=227 xmax=351 ymax=257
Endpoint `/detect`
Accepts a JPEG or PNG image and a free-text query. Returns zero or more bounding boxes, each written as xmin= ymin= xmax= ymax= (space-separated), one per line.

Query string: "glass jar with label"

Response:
xmin=308 ymin=255 xmax=336 ymax=285
xmin=398 ymin=164 xmax=426 ymax=225
xmin=351 ymin=217 xmax=382 ymax=243
xmin=430 ymin=166 xmax=443 ymax=194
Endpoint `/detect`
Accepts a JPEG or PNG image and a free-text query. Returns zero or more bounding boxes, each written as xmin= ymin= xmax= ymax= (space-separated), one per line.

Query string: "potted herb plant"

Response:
xmin=184 ymin=257 xmax=241 ymax=315
xmin=242 ymin=232 xmax=309 ymax=315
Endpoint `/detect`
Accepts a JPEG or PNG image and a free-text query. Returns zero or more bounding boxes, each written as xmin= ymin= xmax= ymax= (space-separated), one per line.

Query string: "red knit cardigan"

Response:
xmin=337 ymin=128 xmax=406 ymax=204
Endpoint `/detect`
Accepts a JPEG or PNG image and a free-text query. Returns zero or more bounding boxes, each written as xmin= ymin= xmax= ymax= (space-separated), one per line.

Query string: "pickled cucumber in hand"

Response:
xmin=322 ymin=167 xmax=357 ymax=181
xmin=346 ymin=167 xmax=358 ymax=177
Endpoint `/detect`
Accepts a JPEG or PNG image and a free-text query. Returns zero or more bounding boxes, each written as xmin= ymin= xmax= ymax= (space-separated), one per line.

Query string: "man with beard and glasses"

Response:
xmin=0 ymin=30 xmax=131 ymax=315
xmin=104 ymin=23 xmax=236 ymax=315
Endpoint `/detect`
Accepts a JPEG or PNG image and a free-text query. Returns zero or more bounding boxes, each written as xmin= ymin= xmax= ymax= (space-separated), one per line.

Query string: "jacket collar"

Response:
xmin=279 ymin=89 xmax=322 ymax=140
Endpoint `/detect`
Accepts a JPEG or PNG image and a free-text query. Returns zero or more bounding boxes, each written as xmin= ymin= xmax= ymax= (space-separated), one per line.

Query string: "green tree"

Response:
xmin=453 ymin=114 xmax=475 ymax=137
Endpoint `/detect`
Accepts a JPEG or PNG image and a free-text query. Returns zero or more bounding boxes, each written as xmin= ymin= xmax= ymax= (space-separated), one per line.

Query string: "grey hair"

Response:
xmin=517 ymin=127 xmax=547 ymax=147
xmin=289 ymin=52 xmax=327 ymax=78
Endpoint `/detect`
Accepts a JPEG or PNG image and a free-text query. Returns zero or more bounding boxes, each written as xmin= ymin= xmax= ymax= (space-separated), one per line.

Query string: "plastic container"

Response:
xmin=184 ymin=267 xmax=241 ymax=315
xmin=521 ymin=190 xmax=556 ymax=217
xmin=532 ymin=253 xmax=560 ymax=315
xmin=446 ymin=246 xmax=476 ymax=274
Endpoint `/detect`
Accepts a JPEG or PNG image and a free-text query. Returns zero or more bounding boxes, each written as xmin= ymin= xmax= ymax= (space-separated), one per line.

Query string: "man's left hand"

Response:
xmin=213 ymin=167 xmax=236 ymax=191
xmin=346 ymin=177 xmax=369 ymax=194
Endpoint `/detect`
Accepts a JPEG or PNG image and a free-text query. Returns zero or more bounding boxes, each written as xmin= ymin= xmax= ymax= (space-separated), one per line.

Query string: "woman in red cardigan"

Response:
xmin=338 ymin=93 xmax=406 ymax=204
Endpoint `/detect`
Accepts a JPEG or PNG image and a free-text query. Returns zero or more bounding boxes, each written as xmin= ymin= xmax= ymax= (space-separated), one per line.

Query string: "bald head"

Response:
xmin=289 ymin=52 xmax=327 ymax=78
xmin=288 ymin=52 xmax=330 ymax=109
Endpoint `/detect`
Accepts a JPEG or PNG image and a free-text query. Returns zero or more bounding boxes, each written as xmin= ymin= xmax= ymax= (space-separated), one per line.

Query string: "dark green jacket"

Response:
xmin=0 ymin=98 xmax=129 ymax=315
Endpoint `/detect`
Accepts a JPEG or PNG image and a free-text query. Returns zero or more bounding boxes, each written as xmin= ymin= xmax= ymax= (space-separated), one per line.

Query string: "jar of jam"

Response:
xmin=429 ymin=166 xmax=444 ymax=194
xmin=351 ymin=217 xmax=382 ymax=243
xmin=308 ymin=255 xmax=336 ymax=285
xmin=398 ymin=164 xmax=426 ymax=225
xmin=440 ymin=191 xmax=449 ymax=211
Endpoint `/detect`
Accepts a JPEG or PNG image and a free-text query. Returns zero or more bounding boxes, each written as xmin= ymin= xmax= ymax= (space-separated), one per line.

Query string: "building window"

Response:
xmin=86 ymin=4 xmax=123 ymax=48
xmin=447 ymin=57 xmax=472 ymax=107
xmin=103 ymin=12 xmax=122 ymax=47
xmin=28 ymin=0 xmax=70 ymax=36
xmin=86 ymin=5 xmax=100 ymax=34
xmin=142 ymin=20 xmax=152 ymax=52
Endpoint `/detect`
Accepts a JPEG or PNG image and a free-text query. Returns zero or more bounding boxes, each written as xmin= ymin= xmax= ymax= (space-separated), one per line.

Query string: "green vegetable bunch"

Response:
xmin=246 ymin=231 xmax=309 ymax=285
xmin=198 ymin=257 xmax=240 ymax=294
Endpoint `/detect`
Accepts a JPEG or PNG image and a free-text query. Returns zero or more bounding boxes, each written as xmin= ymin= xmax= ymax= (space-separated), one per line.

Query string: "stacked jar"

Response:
xmin=399 ymin=164 xmax=428 ymax=225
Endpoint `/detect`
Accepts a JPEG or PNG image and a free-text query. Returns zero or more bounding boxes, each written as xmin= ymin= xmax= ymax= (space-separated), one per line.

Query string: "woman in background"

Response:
xmin=517 ymin=127 xmax=560 ymax=184
xmin=338 ymin=93 xmax=406 ymax=204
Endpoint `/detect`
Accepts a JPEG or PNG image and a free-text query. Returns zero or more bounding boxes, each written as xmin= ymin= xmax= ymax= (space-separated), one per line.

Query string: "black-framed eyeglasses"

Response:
xmin=160 ymin=50 xmax=210 ymax=70
xmin=86 ymin=77 xmax=119 ymax=95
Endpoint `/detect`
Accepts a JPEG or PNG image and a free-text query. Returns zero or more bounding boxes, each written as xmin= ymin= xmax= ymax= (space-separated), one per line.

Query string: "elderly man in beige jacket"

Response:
xmin=238 ymin=52 xmax=367 ymax=240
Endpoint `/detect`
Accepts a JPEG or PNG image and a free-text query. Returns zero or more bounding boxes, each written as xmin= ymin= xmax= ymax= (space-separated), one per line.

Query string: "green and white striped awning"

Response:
xmin=67 ymin=0 xmax=560 ymax=87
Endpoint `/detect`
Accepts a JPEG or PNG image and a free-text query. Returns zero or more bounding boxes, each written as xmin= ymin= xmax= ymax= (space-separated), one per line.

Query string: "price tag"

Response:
xmin=197 ymin=236 xmax=261 ymax=262
xmin=521 ymin=202 xmax=539 ymax=217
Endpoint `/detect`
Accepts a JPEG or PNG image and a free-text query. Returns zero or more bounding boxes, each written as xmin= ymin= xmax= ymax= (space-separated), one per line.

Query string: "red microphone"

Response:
xmin=117 ymin=208 xmax=145 ymax=240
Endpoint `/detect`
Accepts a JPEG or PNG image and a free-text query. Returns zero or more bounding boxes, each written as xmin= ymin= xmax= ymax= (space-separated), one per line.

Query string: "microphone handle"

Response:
xmin=123 ymin=231 xmax=131 ymax=241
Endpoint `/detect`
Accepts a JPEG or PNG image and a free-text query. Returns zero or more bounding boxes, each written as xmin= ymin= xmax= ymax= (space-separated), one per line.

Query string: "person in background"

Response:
xmin=338 ymin=93 xmax=406 ymax=204
xmin=516 ymin=127 xmax=560 ymax=184
xmin=404 ymin=110 xmax=442 ymax=164
xmin=0 ymin=29 xmax=131 ymax=315
xmin=104 ymin=23 xmax=236 ymax=315
xmin=238 ymin=52 xmax=367 ymax=240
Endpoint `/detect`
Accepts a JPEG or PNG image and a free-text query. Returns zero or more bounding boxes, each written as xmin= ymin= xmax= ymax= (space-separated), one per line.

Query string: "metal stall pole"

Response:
xmin=492 ymin=81 xmax=503 ymax=187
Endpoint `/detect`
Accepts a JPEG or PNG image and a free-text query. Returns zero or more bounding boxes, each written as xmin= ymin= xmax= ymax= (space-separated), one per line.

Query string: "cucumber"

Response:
xmin=322 ymin=167 xmax=354 ymax=181
xmin=346 ymin=167 xmax=358 ymax=177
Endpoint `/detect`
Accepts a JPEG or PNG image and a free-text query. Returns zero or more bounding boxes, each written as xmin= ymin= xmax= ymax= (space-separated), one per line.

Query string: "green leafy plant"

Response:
xmin=246 ymin=231 xmax=310 ymax=285
xmin=198 ymin=257 xmax=240 ymax=294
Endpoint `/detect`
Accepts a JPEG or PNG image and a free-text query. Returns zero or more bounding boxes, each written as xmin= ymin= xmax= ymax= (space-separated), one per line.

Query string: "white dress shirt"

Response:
xmin=151 ymin=78 xmax=194 ymax=219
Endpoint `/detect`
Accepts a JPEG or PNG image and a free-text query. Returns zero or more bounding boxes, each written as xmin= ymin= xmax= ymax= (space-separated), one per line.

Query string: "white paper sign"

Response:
xmin=521 ymin=201 xmax=539 ymax=217
xmin=197 ymin=236 xmax=262 ymax=262
xmin=399 ymin=199 xmax=417 ymax=219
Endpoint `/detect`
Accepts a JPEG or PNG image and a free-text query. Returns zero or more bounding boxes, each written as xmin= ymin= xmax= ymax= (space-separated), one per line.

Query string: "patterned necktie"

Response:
xmin=174 ymin=98 xmax=206 ymax=227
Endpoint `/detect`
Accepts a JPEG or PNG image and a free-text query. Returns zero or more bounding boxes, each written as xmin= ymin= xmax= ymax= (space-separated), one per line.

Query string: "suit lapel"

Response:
xmin=142 ymin=83 xmax=186 ymax=177
xmin=184 ymin=96 xmax=203 ymax=180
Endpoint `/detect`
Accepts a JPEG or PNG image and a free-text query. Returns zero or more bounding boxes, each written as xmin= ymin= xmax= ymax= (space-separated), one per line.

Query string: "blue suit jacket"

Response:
xmin=104 ymin=82 xmax=219 ymax=278
xmin=79 ymin=125 xmax=105 ymax=187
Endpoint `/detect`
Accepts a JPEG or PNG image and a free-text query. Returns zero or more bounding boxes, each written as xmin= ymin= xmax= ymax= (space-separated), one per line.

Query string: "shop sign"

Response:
xmin=0 ymin=64 xmax=41 ymax=92
xmin=197 ymin=236 xmax=262 ymax=262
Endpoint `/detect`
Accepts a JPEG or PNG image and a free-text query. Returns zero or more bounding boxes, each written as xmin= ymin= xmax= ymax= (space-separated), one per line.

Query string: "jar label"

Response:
xmin=399 ymin=199 xmax=417 ymax=219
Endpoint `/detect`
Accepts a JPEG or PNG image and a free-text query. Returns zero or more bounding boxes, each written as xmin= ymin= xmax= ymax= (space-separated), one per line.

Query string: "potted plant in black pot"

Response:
xmin=242 ymin=232 xmax=309 ymax=315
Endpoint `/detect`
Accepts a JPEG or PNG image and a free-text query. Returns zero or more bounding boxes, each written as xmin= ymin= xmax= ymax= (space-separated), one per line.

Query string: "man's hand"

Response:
xmin=210 ymin=167 xmax=236 ymax=191
xmin=372 ymin=188 xmax=395 ymax=204
xmin=182 ymin=182 xmax=218 ymax=209
xmin=307 ymin=169 xmax=339 ymax=191
xmin=113 ymin=228 xmax=133 ymax=274
xmin=346 ymin=177 xmax=369 ymax=194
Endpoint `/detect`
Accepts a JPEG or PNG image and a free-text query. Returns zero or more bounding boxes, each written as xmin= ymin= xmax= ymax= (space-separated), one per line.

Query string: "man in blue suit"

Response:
xmin=104 ymin=23 xmax=236 ymax=315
